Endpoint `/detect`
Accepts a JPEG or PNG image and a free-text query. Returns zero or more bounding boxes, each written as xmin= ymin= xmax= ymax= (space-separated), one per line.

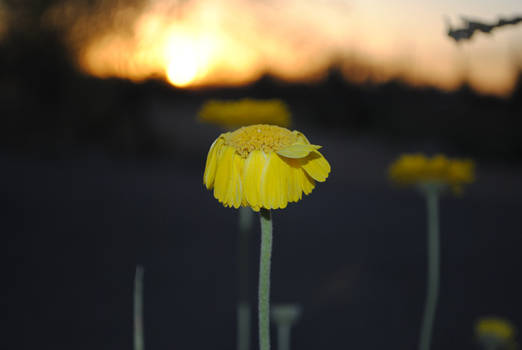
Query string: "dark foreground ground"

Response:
xmin=4 ymin=104 xmax=522 ymax=349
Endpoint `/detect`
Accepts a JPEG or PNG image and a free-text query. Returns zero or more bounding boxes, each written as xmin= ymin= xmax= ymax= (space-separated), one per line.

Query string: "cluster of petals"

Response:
xmin=198 ymin=99 xmax=291 ymax=129
xmin=203 ymin=125 xmax=330 ymax=211
xmin=388 ymin=154 xmax=475 ymax=193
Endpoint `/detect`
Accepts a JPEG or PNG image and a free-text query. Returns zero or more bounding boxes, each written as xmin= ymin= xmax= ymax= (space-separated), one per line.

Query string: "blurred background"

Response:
xmin=2 ymin=0 xmax=522 ymax=349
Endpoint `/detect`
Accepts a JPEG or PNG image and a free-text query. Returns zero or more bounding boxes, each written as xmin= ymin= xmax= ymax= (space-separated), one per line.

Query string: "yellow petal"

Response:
xmin=243 ymin=150 xmax=265 ymax=209
xmin=259 ymin=153 xmax=287 ymax=209
xmin=259 ymin=153 xmax=277 ymax=209
xmin=203 ymin=137 xmax=224 ymax=189
xmin=301 ymin=169 xmax=315 ymax=195
xmin=213 ymin=145 xmax=235 ymax=204
xmin=284 ymin=158 xmax=302 ymax=202
xmin=222 ymin=153 xmax=243 ymax=208
xmin=301 ymin=150 xmax=331 ymax=182
xmin=276 ymin=143 xmax=321 ymax=159
xmin=275 ymin=155 xmax=290 ymax=209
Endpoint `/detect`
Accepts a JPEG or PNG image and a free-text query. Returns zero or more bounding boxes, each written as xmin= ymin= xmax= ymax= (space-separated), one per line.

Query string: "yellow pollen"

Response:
xmin=224 ymin=124 xmax=297 ymax=158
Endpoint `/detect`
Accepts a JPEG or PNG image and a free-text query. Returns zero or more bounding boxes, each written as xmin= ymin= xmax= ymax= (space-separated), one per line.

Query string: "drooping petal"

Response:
xmin=301 ymin=150 xmax=331 ymax=182
xmin=213 ymin=145 xmax=236 ymax=204
xmin=243 ymin=150 xmax=265 ymax=209
xmin=276 ymin=143 xmax=321 ymax=159
xmin=301 ymin=170 xmax=315 ymax=195
xmin=223 ymin=153 xmax=244 ymax=209
xmin=259 ymin=153 xmax=286 ymax=209
xmin=283 ymin=158 xmax=303 ymax=202
xmin=274 ymin=154 xmax=290 ymax=209
xmin=259 ymin=153 xmax=277 ymax=209
xmin=203 ymin=137 xmax=224 ymax=189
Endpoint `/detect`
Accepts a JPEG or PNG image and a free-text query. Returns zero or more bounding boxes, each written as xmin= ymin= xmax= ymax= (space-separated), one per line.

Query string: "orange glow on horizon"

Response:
xmin=45 ymin=0 xmax=522 ymax=96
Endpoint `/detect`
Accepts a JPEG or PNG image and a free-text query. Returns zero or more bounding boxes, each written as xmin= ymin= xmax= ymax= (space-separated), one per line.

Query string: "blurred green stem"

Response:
xmin=259 ymin=209 xmax=273 ymax=350
xmin=277 ymin=324 xmax=291 ymax=350
xmin=238 ymin=207 xmax=253 ymax=350
xmin=272 ymin=304 xmax=301 ymax=350
xmin=419 ymin=185 xmax=440 ymax=350
xmin=134 ymin=265 xmax=145 ymax=350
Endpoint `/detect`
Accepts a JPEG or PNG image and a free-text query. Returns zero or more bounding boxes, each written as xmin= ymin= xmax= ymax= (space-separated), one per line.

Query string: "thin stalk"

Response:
xmin=134 ymin=265 xmax=145 ymax=350
xmin=237 ymin=304 xmax=251 ymax=350
xmin=258 ymin=209 xmax=273 ymax=350
xmin=277 ymin=325 xmax=291 ymax=350
xmin=272 ymin=304 xmax=301 ymax=350
xmin=238 ymin=207 xmax=253 ymax=350
xmin=419 ymin=186 xmax=440 ymax=350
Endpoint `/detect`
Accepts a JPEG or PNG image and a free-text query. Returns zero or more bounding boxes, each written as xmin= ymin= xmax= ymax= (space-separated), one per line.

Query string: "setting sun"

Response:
xmin=165 ymin=45 xmax=199 ymax=87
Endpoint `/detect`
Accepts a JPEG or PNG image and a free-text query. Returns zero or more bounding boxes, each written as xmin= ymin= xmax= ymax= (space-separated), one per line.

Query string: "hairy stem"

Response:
xmin=258 ymin=209 xmax=273 ymax=350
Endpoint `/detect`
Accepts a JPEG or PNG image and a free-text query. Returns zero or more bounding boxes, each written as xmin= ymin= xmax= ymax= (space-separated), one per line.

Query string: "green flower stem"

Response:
xmin=238 ymin=207 xmax=254 ymax=350
xmin=134 ymin=265 xmax=145 ymax=350
xmin=237 ymin=303 xmax=251 ymax=350
xmin=272 ymin=304 xmax=301 ymax=350
xmin=419 ymin=184 xmax=441 ymax=350
xmin=259 ymin=209 xmax=273 ymax=350
xmin=277 ymin=324 xmax=291 ymax=350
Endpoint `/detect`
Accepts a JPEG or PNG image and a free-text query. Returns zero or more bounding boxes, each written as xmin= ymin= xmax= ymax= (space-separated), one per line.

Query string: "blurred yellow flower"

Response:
xmin=203 ymin=124 xmax=330 ymax=211
xmin=388 ymin=154 xmax=474 ymax=193
xmin=475 ymin=317 xmax=517 ymax=343
xmin=198 ymin=99 xmax=291 ymax=128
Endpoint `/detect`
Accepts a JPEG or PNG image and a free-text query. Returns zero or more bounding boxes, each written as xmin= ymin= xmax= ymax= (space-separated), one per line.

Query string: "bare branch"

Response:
xmin=446 ymin=15 xmax=522 ymax=42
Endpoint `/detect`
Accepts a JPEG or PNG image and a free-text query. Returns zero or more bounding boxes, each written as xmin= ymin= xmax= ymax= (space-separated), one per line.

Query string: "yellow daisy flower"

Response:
xmin=203 ymin=124 xmax=330 ymax=211
xmin=476 ymin=317 xmax=516 ymax=341
xmin=198 ymin=99 xmax=291 ymax=128
xmin=388 ymin=153 xmax=475 ymax=193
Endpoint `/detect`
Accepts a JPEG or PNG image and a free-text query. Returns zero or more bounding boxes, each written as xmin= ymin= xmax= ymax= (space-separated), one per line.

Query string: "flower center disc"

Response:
xmin=225 ymin=124 xmax=297 ymax=158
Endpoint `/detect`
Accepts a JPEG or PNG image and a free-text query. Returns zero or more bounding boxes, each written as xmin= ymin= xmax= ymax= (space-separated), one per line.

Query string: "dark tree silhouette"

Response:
xmin=446 ymin=15 xmax=522 ymax=42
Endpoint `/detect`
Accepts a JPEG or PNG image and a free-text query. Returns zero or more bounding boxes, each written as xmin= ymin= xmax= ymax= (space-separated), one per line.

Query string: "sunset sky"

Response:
xmin=40 ymin=0 xmax=522 ymax=96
